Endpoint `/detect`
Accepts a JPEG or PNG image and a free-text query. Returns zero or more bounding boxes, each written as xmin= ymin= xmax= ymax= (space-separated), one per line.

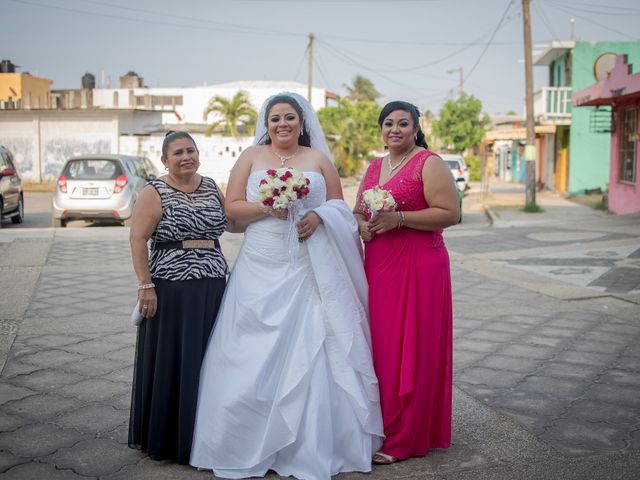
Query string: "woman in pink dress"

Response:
xmin=354 ymin=101 xmax=460 ymax=464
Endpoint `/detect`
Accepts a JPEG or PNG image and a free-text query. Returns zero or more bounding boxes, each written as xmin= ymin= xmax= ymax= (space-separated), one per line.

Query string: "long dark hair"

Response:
xmin=378 ymin=101 xmax=428 ymax=149
xmin=259 ymin=95 xmax=311 ymax=147
xmin=162 ymin=130 xmax=197 ymax=157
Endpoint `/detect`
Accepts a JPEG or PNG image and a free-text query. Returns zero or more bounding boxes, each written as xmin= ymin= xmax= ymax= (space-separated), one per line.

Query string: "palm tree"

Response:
xmin=343 ymin=75 xmax=381 ymax=103
xmin=203 ymin=90 xmax=257 ymax=137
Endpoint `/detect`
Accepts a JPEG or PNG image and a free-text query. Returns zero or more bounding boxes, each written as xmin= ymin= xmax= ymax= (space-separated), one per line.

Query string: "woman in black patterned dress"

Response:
xmin=128 ymin=131 xmax=230 ymax=464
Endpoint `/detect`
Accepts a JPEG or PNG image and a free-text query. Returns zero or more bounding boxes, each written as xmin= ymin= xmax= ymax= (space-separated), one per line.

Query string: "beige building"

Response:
xmin=0 ymin=72 xmax=53 ymax=109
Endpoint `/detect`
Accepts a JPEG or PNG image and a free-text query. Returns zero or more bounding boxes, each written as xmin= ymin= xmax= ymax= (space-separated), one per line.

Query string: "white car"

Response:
xmin=440 ymin=154 xmax=469 ymax=191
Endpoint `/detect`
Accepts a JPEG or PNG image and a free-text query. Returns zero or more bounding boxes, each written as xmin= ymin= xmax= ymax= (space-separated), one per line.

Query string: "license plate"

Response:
xmin=83 ymin=187 xmax=99 ymax=196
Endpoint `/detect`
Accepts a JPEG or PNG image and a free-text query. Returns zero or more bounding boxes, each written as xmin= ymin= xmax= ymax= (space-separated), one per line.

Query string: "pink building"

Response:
xmin=573 ymin=55 xmax=640 ymax=215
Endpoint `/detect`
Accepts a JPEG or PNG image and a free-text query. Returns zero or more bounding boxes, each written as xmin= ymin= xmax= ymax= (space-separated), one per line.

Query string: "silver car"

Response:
xmin=52 ymin=154 xmax=158 ymax=227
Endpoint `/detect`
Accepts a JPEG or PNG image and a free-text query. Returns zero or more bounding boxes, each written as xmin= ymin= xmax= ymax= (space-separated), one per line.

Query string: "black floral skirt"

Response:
xmin=128 ymin=276 xmax=226 ymax=464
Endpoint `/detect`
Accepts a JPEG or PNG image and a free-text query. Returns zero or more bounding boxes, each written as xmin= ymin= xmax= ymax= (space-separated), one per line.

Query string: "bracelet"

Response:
xmin=138 ymin=282 xmax=155 ymax=290
xmin=397 ymin=211 xmax=405 ymax=229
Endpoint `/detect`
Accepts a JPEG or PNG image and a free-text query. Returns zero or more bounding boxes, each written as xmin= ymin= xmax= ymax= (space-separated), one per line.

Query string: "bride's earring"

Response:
xmin=300 ymin=125 xmax=304 ymax=137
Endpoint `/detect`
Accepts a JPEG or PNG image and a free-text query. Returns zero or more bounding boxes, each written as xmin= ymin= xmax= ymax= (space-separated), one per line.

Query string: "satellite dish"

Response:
xmin=593 ymin=53 xmax=617 ymax=81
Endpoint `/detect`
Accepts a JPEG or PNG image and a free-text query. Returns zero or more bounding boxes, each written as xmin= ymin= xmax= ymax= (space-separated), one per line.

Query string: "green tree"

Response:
xmin=432 ymin=94 xmax=490 ymax=153
xmin=203 ymin=90 xmax=257 ymax=137
xmin=343 ymin=75 xmax=381 ymax=103
xmin=318 ymin=98 xmax=381 ymax=177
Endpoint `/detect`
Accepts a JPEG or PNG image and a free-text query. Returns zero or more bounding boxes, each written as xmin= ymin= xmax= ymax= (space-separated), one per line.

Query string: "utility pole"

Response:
xmin=447 ymin=67 xmax=464 ymax=98
xmin=522 ymin=0 xmax=536 ymax=206
xmin=307 ymin=33 xmax=314 ymax=103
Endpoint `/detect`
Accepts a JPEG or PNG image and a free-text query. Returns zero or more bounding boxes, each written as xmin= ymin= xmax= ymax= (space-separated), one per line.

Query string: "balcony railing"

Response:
xmin=533 ymin=87 xmax=572 ymax=124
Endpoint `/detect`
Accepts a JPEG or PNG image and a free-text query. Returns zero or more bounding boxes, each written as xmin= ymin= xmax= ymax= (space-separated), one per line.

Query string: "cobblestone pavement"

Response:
xmin=0 ymin=186 xmax=639 ymax=479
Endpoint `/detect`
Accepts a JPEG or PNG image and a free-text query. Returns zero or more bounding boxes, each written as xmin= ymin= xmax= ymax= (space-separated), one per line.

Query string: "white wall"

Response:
xmin=0 ymin=110 xmax=162 ymax=181
xmin=93 ymin=81 xmax=329 ymax=128
xmin=118 ymin=133 xmax=253 ymax=186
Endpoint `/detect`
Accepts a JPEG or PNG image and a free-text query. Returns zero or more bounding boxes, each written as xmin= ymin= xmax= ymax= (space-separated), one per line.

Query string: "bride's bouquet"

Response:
xmin=259 ymin=167 xmax=311 ymax=211
xmin=361 ymin=186 xmax=396 ymax=219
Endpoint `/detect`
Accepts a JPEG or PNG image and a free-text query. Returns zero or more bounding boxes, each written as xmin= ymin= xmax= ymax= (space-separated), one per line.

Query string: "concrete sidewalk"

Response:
xmin=0 ymin=179 xmax=639 ymax=479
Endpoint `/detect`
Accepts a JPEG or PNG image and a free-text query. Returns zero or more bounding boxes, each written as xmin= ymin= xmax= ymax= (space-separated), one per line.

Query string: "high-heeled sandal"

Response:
xmin=372 ymin=451 xmax=399 ymax=465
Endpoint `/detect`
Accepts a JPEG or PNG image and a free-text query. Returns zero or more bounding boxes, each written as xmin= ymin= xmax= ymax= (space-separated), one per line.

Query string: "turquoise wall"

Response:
xmin=568 ymin=41 xmax=640 ymax=194
xmin=552 ymin=55 xmax=567 ymax=87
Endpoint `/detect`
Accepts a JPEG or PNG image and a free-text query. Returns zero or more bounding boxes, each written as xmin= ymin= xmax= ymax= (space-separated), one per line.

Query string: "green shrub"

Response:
xmin=464 ymin=155 xmax=482 ymax=181
xmin=522 ymin=202 xmax=544 ymax=213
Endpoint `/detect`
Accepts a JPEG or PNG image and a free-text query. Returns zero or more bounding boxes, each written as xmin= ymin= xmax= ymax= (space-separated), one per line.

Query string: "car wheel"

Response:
xmin=52 ymin=218 xmax=66 ymax=228
xmin=11 ymin=195 xmax=24 ymax=224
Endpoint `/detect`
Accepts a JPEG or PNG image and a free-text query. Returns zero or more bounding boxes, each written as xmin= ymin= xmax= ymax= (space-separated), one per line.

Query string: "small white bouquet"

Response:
xmin=361 ymin=186 xmax=396 ymax=218
xmin=258 ymin=167 xmax=311 ymax=211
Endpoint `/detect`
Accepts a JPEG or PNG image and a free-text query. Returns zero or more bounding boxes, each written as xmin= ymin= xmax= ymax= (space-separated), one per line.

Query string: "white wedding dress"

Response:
xmin=190 ymin=170 xmax=383 ymax=480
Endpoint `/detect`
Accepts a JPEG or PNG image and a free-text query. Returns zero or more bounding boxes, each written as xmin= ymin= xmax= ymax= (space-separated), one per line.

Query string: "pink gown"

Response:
xmin=360 ymin=150 xmax=452 ymax=459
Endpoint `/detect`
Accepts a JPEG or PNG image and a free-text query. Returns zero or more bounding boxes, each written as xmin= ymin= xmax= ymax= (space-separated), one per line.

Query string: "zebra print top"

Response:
xmin=148 ymin=176 xmax=228 ymax=281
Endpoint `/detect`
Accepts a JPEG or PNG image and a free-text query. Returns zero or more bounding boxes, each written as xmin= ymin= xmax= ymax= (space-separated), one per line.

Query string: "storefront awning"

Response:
xmin=485 ymin=125 xmax=556 ymax=141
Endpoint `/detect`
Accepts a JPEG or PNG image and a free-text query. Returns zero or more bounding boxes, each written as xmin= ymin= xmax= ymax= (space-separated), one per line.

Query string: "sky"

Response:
xmin=3 ymin=0 xmax=640 ymax=115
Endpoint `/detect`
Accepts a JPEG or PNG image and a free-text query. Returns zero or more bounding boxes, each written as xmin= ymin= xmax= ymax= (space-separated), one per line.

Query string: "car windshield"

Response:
xmin=444 ymin=160 xmax=461 ymax=169
xmin=63 ymin=160 xmax=122 ymax=180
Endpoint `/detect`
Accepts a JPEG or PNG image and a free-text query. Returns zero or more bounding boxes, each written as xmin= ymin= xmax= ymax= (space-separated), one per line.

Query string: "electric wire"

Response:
xmin=292 ymin=47 xmax=308 ymax=82
xmin=541 ymin=0 xmax=640 ymax=16
xmin=7 ymin=0 xmax=303 ymax=37
xmin=464 ymin=0 xmax=515 ymax=82
xmin=534 ymin=1 xmax=560 ymax=41
xmin=542 ymin=2 xmax=640 ymax=39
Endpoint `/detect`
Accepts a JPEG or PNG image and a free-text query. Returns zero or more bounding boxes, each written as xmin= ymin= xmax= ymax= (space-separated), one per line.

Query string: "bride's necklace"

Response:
xmin=387 ymin=146 xmax=415 ymax=175
xmin=271 ymin=146 xmax=299 ymax=167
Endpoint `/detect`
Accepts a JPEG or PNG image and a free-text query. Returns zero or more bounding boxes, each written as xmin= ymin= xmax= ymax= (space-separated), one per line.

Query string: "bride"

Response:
xmin=190 ymin=92 xmax=383 ymax=479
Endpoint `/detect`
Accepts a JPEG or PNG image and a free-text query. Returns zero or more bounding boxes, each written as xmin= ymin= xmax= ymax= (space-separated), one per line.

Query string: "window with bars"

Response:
xmin=620 ymin=107 xmax=638 ymax=184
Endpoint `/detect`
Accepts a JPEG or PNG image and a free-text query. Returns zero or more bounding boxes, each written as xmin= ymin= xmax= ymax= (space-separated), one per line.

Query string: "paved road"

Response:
xmin=0 ymin=181 xmax=639 ymax=479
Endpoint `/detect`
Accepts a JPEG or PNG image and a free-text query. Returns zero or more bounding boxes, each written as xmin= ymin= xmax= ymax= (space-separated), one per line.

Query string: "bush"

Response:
xmin=464 ymin=155 xmax=482 ymax=182
xmin=522 ymin=202 xmax=544 ymax=213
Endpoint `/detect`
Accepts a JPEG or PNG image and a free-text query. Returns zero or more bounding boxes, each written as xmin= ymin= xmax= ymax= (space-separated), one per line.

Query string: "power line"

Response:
xmin=312 ymin=57 xmax=332 ymax=93
xmin=316 ymin=40 xmax=435 ymax=97
xmin=237 ymin=0 xmax=446 ymax=2
xmin=464 ymin=0 xmax=515 ymax=82
xmin=7 ymin=0 xmax=303 ymax=37
xmin=534 ymin=1 xmax=560 ymax=41
xmin=292 ymin=47 xmax=308 ymax=82
xmin=542 ymin=0 xmax=640 ymax=15
xmin=8 ymin=0 xmax=543 ymax=48
xmin=320 ymin=15 xmax=520 ymax=76
xmin=79 ymin=0 xmax=268 ymax=32
xmin=320 ymin=33 xmax=522 ymax=47
xmin=543 ymin=2 xmax=640 ymax=39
